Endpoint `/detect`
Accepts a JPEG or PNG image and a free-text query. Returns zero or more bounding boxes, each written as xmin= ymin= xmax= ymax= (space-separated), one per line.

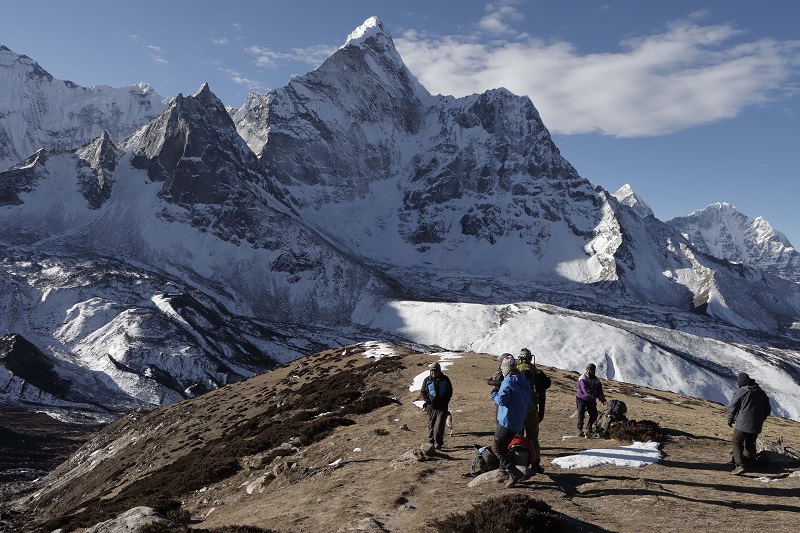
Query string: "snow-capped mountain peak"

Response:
xmin=343 ymin=16 xmax=390 ymax=49
xmin=613 ymin=183 xmax=654 ymax=218
xmin=0 ymin=45 xmax=168 ymax=170
xmin=667 ymin=202 xmax=798 ymax=282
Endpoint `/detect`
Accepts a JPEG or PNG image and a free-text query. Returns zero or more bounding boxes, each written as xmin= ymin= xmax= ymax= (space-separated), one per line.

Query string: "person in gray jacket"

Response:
xmin=727 ymin=372 xmax=771 ymax=475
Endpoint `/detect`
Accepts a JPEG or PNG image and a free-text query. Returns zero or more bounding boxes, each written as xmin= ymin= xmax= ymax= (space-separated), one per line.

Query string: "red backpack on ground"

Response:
xmin=509 ymin=435 xmax=538 ymax=466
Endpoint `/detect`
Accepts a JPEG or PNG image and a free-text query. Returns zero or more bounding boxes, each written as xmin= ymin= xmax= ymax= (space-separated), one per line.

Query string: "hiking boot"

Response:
xmin=435 ymin=443 xmax=443 ymax=450
xmin=731 ymin=466 xmax=746 ymax=475
xmin=578 ymin=430 xmax=585 ymax=437
xmin=534 ymin=463 xmax=545 ymax=474
xmin=504 ymin=466 xmax=524 ymax=488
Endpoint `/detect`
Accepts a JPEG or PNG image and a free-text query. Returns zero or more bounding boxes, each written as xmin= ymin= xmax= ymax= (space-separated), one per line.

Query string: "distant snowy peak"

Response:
xmin=667 ymin=202 xmax=799 ymax=282
xmin=0 ymin=45 xmax=167 ymax=170
xmin=343 ymin=16 xmax=390 ymax=48
xmin=613 ymin=183 xmax=654 ymax=218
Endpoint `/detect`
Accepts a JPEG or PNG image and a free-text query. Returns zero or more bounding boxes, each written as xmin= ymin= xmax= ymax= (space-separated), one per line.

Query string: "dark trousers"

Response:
xmin=427 ymin=407 xmax=448 ymax=447
xmin=576 ymin=398 xmax=598 ymax=431
xmin=538 ymin=394 xmax=546 ymax=422
xmin=491 ymin=423 xmax=517 ymax=469
xmin=524 ymin=403 xmax=541 ymax=465
xmin=732 ymin=429 xmax=758 ymax=467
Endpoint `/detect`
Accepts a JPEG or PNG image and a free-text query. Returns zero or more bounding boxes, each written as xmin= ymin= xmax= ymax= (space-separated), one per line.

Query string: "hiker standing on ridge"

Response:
xmin=519 ymin=348 xmax=551 ymax=421
xmin=576 ymin=363 xmax=606 ymax=437
xmin=516 ymin=349 xmax=545 ymax=473
xmin=421 ymin=362 xmax=453 ymax=450
xmin=491 ymin=354 xmax=532 ymax=488
xmin=727 ymin=372 xmax=771 ymax=475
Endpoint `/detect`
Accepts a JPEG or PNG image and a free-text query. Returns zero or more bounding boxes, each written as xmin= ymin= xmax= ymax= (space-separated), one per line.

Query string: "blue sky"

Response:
xmin=2 ymin=1 xmax=798 ymax=246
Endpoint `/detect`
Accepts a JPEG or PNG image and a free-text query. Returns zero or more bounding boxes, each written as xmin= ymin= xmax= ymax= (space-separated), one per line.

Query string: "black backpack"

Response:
xmin=534 ymin=368 xmax=551 ymax=391
xmin=467 ymin=445 xmax=500 ymax=477
xmin=607 ymin=399 xmax=627 ymax=421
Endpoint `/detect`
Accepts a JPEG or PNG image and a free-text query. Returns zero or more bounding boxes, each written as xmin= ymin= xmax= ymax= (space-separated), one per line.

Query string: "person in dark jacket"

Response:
xmin=421 ymin=362 xmax=453 ymax=450
xmin=491 ymin=355 xmax=532 ymax=488
xmin=516 ymin=349 xmax=542 ymax=473
xmin=727 ymin=372 xmax=771 ymax=475
xmin=519 ymin=348 xmax=551 ymax=421
xmin=576 ymin=363 xmax=606 ymax=437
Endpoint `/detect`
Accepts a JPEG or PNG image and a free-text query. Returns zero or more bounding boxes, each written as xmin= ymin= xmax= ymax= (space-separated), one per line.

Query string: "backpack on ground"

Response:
xmin=467 ymin=444 xmax=500 ymax=477
xmin=606 ymin=399 xmax=627 ymax=421
xmin=592 ymin=399 xmax=628 ymax=438
xmin=508 ymin=435 xmax=538 ymax=467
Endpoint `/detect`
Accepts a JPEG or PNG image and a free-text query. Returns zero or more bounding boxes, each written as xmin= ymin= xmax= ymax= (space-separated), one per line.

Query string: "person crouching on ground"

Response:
xmin=491 ymin=354 xmax=532 ymax=488
xmin=727 ymin=371 xmax=771 ymax=475
xmin=421 ymin=362 xmax=453 ymax=450
xmin=576 ymin=363 xmax=606 ymax=437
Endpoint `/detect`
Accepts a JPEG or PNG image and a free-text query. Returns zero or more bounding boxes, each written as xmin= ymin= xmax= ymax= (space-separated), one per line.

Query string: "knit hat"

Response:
xmin=586 ymin=363 xmax=596 ymax=372
xmin=429 ymin=362 xmax=441 ymax=372
xmin=501 ymin=356 xmax=517 ymax=376
xmin=736 ymin=372 xmax=751 ymax=387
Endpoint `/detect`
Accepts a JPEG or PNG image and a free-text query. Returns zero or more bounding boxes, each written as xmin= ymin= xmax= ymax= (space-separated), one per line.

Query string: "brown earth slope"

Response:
xmin=3 ymin=343 xmax=800 ymax=532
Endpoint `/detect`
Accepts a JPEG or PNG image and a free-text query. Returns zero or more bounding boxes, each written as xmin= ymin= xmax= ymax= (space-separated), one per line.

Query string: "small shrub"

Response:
xmin=430 ymin=494 xmax=563 ymax=532
xmin=609 ymin=419 xmax=661 ymax=443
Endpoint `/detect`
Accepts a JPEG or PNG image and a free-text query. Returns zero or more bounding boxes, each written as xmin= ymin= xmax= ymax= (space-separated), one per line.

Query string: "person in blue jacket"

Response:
xmin=491 ymin=354 xmax=532 ymax=488
xmin=421 ymin=362 xmax=453 ymax=450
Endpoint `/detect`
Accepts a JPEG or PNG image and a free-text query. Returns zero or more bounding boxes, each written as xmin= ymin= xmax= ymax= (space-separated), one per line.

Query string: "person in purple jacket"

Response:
xmin=576 ymin=363 xmax=606 ymax=437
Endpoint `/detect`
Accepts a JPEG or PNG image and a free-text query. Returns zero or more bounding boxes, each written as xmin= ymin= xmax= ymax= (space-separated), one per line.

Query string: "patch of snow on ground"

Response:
xmin=552 ymin=441 xmax=662 ymax=469
xmin=359 ymin=341 xmax=399 ymax=359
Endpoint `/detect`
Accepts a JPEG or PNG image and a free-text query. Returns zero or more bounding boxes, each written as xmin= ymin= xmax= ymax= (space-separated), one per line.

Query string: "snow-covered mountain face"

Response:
xmin=233 ymin=17 xmax=800 ymax=332
xmin=0 ymin=249 xmax=369 ymax=422
xmin=0 ymin=19 xmax=799 ymax=421
xmin=235 ymin=18 xmax=607 ymax=287
xmin=667 ymin=202 xmax=799 ymax=283
xmin=0 ymin=46 xmax=167 ymax=170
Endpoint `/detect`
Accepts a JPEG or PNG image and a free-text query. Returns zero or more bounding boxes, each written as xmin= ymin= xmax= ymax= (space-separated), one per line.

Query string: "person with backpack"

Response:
xmin=516 ymin=349 xmax=543 ymax=473
xmin=576 ymin=363 xmax=606 ymax=437
xmin=421 ymin=362 xmax=453 ymax=450
xmin=491 ymin=354 xmax=532 ymax=488
xmin=727 ymin=372 xmax=771 ymax=475
xmin=518 ymin=348 xmax=551 ymax=421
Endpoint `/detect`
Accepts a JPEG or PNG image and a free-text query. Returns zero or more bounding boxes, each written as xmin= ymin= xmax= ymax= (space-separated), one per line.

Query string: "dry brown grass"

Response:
xmin=3 ymin=345 xmax=800 ymax=533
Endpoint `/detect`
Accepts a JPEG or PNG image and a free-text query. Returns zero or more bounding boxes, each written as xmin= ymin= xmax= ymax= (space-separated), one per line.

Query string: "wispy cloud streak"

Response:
xmin=396 ymin=15 xmax=800 ymax=137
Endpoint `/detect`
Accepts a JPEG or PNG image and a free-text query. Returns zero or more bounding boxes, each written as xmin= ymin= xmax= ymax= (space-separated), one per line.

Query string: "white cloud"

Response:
xmin=479 ymin=0 xmax=524 ymax=36
xmin=150 ymin=55 xmax=168 ymax=65
xmin=147 ymin=45 xmax=162 ymax=53
xmin=246 ymin=44 xmax=337 ymax=69
xmin=218 ymin=67 xmax=267 ymax=92
xmin=212 ymin=38 xmax=230 ymax=46
xmin=396 ymin=18 xmax=800 ymax=137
